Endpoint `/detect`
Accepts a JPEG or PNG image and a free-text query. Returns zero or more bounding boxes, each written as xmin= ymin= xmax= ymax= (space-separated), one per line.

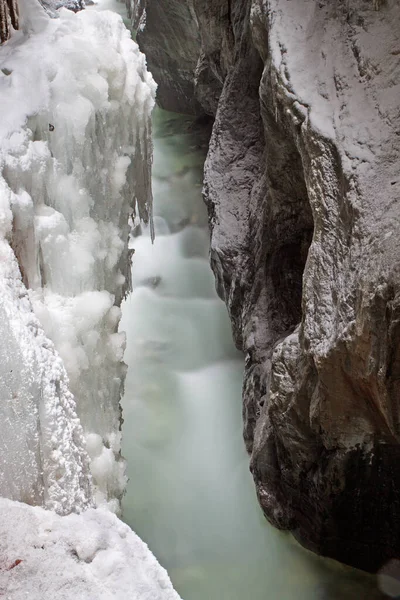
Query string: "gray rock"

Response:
xmin=127 ymin=0 xmax=203 ymax=115
xmin=136 ymin=0 xmax=400 ymax=572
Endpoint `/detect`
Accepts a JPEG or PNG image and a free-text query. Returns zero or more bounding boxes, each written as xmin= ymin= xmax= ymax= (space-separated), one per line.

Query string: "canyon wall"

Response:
xmin=134 ymin=0 xmax=400 ymax=572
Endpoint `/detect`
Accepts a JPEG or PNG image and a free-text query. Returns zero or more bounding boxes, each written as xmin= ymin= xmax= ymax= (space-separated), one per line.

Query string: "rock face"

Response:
xmin=0 ymin=0 xmax=19 ymax=43
xmin=135 ymin=0 xmax=400 ymax=572
xmin=126 ymin=0 xmax=202 ymax=114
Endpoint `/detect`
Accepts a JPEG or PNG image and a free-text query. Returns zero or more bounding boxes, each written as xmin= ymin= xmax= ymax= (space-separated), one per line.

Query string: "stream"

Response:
xmin=119 ymin=109 xmax=383 ymax=600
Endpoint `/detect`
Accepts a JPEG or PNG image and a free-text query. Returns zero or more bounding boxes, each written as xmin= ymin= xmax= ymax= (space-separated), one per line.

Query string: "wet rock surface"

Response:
xmin=134 ymin=0 xmax=400 ymax=572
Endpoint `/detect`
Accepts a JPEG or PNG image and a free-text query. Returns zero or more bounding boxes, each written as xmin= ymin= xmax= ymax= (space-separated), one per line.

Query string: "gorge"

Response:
xmin=119 ymin=106 xmax=385 ymax=599
xmin=0 ymin=0 xmax=399 ymax=597
xmin=130 ymin=0 xmax=400 ymax=575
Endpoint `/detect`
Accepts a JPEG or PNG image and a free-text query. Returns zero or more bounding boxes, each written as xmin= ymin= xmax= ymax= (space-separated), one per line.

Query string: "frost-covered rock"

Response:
xmin=0 ymin=0 xmax=19 ymax=43
xmin=0 ymin=0 xmax=156 ymax=512
xmin=0 ymin=498 xmax=181 ymax=599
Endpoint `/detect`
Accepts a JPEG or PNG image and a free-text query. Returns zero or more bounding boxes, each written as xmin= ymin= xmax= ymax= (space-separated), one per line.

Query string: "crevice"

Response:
xmin=262 ymin=95 xmax=314 ymax=342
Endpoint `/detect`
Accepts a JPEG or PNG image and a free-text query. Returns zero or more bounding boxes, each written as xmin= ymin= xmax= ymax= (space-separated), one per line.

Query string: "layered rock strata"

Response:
xmin=134 ymin=0 xmax=400 ymax=572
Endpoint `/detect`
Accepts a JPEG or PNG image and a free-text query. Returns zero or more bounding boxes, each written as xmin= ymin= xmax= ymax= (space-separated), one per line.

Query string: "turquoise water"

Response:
xmin=120 ymin=109 xmax=383 ymax=600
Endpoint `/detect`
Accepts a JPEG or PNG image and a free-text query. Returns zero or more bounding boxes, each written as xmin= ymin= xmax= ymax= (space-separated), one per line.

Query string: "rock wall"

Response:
xmin=126 ymin=0 xmax=202 ymax=114
xmin=135 ymin=0 xmax=400 ymax=572
xmin=0 ymin=0 xmax=19 ymax=43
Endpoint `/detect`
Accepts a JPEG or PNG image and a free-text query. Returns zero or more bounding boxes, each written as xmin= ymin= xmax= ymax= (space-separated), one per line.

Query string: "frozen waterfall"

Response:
xmin=0 ymin=1 xmax=183 ymax=598
xmin=0 ymin=0 xmax=155 ymax=514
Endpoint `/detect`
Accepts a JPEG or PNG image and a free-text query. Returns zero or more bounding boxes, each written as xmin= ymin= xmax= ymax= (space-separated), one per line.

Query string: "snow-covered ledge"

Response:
xmin=0 ymin=498 xmax=181 ymax=599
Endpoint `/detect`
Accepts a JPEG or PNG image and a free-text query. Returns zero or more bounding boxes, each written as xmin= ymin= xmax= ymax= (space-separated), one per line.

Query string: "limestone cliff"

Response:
xmin=134 ymin=0 xmax=400 ymax=572
xmin=126 ymin=0 xmax=202 ymax=114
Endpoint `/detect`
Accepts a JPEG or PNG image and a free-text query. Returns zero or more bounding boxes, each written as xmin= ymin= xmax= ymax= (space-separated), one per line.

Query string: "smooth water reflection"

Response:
xmin=120 ymin=110 xmax=383 ymax=600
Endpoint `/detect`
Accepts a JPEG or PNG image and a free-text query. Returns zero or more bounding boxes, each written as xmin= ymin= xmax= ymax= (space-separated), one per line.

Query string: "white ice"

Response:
xmin=0 ymin=0 xmax=156 ymax=511
xmin=0 ymin=1 xmax=180 ymax=598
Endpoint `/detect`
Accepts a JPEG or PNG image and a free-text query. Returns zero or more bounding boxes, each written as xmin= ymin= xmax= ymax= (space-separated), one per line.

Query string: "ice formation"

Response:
xmin=0 ymin=0 xmax=156 ymax=512
xmin=0 ymin=0 xmax=178 ymax=596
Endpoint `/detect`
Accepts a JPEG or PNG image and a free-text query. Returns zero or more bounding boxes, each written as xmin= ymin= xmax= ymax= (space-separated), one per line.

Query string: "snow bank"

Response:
xmin=0 ymin=0 xmax=156 ymax=511
xmin=0 ymin=498 xmax=181 ymax=599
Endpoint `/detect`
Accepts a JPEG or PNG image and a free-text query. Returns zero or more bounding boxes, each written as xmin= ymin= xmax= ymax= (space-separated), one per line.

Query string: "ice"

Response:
xmin=0 ymin=1 xmax=183 ymax=597
xmin=0 ymin=0 xmax=156 ymax=511
xmin=0 ymin=240 xmax=92 ymax=514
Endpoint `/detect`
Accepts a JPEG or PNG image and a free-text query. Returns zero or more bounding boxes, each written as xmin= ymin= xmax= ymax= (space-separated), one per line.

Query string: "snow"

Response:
xmin=0 ymin=0 xmax=156 ymax=511
xmin=257 ymin=0 xmax=400 ymax=156
xmin=0 ymin=498 xmax=181 ymax=599
xmin=252 ymin=0 xmax=400 ymax=359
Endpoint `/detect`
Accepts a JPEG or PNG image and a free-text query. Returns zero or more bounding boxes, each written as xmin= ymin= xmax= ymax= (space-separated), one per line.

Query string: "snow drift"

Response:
xmin=0 ymin=498 xmax=181 ymax=599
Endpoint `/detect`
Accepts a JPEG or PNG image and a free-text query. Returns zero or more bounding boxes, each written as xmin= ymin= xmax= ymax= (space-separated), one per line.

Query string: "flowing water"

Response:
xmin=120 ymin=109 xmax=384 ymax=600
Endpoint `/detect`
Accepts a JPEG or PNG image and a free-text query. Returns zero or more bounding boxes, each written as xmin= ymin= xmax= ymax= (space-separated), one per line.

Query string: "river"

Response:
xmin=119 ymin=108 xmax=384 ymax=600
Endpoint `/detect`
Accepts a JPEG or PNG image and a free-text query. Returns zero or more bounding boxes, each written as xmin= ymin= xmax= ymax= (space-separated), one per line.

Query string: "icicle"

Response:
xmin=133 ymin=117 xmax=155 ymax=243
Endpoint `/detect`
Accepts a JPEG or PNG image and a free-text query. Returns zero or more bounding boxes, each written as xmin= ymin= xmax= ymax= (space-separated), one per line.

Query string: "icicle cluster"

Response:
xmin=0 ymin=1 xmax=156 ymax=513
